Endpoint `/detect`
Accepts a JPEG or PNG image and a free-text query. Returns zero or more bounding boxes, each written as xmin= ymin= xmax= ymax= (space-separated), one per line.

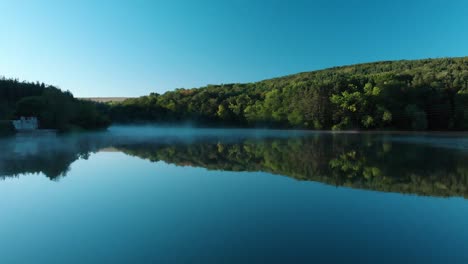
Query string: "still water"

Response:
xmin=1 ymin=126 xmax=468 ymax=263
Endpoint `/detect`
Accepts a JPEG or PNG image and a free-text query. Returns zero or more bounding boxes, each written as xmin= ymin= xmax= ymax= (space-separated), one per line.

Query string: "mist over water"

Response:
xmin=107 ymin=124 xmax=313 ymax=141
xmin=3 ymin=125 xmax=467 ymax=158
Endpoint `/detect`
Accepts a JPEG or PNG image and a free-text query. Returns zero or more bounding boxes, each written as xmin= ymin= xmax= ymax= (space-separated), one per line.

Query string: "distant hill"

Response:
xmin=80 ymin=97 xmax=133 ymax=103
xmin=107 ymin=57 xmax=468 ymax=131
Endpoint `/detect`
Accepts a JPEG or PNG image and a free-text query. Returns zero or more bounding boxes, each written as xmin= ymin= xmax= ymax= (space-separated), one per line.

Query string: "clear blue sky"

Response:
xmin=1 ymin=0 xmax=467 ymax=97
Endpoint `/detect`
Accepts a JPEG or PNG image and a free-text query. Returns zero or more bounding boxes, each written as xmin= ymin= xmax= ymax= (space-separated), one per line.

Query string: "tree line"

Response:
xmin=107 ymin=57 xmax=468 ymax=130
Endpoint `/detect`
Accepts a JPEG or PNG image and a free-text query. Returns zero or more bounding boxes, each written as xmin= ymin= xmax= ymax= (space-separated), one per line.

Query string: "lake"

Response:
xmin=1 ymin=126 xmax=468 ymax=263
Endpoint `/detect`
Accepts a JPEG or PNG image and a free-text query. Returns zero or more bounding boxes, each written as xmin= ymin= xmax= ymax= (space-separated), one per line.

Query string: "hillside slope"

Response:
xmin=109 ymin=57 xmax=468 ymax=130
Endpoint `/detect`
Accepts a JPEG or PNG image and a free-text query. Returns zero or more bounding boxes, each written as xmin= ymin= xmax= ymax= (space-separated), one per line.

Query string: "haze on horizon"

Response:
xmin=1 ymin=0 xmax=467 ymax=97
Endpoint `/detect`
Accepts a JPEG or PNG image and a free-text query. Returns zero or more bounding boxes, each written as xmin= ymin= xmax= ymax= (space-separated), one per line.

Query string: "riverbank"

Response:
xmin=15 ymin=129 xmax=57 ymax=135
xmin=0 ymin=120 xmax=58 ymax=138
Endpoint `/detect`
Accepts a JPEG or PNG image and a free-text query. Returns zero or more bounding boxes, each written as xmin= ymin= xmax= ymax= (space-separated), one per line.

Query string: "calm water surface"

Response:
xmin=1 ymin=126 xmax=468 ymax=263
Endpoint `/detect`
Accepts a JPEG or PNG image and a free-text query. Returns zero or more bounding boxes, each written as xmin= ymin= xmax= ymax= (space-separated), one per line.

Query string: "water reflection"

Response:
xmin=0 ymin=133 xmax=103 ymax=180
xmin=1 ymin=128 xmax=468 ymax=198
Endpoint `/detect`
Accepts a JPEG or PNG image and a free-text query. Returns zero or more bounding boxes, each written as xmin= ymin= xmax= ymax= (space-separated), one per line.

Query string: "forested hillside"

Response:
xmin=0 ymin=78 xmax=110 ymax=131
xmin=109 ymin=57 xmax=468 ymax=130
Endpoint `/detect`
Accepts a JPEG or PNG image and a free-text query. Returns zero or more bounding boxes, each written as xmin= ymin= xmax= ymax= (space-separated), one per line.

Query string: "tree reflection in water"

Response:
xmin=1 ymin=130 xmax=467 ymax=198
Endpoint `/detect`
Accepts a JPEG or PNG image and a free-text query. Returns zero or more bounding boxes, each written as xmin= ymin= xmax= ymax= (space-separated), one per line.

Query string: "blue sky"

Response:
xmin=1 ymin=0 xmax=467 ymax=97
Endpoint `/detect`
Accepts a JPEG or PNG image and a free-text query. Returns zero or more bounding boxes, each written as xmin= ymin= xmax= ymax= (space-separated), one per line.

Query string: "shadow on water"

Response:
xmin=1 ymin=126 xmax=468 ymax=198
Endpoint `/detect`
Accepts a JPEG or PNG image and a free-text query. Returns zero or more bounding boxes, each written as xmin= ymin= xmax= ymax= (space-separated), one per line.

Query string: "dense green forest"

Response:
xmin=0 ymin=78 xmax=110 ymax=131
xmin=108 ymin=57 xmax=468 ymax=130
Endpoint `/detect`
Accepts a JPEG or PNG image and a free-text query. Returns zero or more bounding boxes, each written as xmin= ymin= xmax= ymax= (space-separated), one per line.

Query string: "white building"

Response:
xmin=12 ymin=117 xmax=39 ymax=131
